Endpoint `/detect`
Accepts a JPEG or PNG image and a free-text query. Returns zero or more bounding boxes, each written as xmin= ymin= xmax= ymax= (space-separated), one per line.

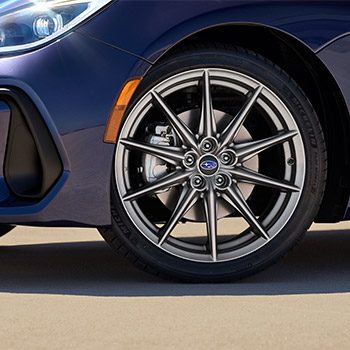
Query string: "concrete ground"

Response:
xmin=1 ymin=222 xmax=350 ymax=349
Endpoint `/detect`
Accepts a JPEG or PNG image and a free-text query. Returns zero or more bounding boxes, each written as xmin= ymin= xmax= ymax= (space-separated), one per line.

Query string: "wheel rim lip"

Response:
xmin=114 ymin=67 xmax=306 ymax=263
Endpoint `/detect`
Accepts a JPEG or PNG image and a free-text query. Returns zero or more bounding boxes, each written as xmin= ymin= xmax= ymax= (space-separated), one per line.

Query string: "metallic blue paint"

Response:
xmin=76 ymin=1 xmax=350 ymax=58
xmin=317 ymin=34 xmax=350 ymax=112
xmin=0 ymin=32 xmax=149 ymax=226
xmin=0 ymin=0 xmax=349 ymax=227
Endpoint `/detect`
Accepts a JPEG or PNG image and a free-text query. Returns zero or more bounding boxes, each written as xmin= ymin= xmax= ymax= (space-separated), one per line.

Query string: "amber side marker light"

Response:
xmin=104 ymin=77 xmax=142 ymax=143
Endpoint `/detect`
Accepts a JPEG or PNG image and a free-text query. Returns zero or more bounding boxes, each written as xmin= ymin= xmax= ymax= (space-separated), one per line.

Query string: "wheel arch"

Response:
xmin=150 ymin=23 xmax=350 ymax=223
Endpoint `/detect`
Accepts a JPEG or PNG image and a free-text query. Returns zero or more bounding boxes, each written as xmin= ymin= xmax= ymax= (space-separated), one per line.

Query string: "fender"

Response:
xmin=317 ymin=34 xmax=350 ymax=112
xmin=76 ymin=0 xmax=350 ymax=61
xmin=317 ymin=34 xmax=350 ymax=220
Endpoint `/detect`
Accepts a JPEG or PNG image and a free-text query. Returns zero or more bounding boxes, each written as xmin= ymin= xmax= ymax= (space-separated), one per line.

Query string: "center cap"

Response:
xmin=199 ymin=155 xmax=219 ymax=176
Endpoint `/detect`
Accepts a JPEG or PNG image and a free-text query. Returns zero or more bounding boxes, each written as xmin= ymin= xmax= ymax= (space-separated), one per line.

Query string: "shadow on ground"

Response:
xmin=0 ymin=229 xmax=349 ymax=297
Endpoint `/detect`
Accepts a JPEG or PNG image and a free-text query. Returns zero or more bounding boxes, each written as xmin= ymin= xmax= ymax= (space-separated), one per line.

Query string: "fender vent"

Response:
xmin=1 ymin=88 xmax=62 ymax=199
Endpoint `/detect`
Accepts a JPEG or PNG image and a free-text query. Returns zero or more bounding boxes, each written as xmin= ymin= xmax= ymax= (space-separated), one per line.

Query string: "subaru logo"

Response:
xmin=201 ymin=160 xmax=217 ymax=171
xmin=199 ymin=156 xmax=219 ymax=175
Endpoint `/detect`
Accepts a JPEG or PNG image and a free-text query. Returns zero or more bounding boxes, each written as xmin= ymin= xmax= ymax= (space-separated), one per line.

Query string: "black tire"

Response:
xmin=100 ymin=44 xmax=326 ymax=282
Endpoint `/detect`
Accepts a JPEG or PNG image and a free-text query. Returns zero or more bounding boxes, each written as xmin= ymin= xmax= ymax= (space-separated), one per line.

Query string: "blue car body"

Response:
xmin=0 ymin=0 xmax=349 ymax=229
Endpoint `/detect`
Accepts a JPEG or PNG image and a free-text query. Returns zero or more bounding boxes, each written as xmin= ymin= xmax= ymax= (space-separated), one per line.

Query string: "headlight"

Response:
xmin=0 ymin=0 xmax=113 ymax=54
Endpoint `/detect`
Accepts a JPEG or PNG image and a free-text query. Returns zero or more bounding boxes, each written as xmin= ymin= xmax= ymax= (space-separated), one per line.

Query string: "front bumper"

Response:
xmin=0 ymin=32 xmax=150 ymax=227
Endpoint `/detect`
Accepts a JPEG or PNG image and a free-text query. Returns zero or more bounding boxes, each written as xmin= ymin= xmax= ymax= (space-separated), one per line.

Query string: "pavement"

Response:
xmin=0 ymin=222 xmax=350 ymax=349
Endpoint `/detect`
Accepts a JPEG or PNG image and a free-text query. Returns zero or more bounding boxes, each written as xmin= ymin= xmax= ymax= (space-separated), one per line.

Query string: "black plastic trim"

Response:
xmin=1 ymin=88 xmax=63 ymax=199
xmin=0 ymin=224 xmax=15 ymax=237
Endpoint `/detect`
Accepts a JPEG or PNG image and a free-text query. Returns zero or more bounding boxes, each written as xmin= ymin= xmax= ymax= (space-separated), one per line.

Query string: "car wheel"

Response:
xmin=100 ymin=45 xmax=326 ymax=282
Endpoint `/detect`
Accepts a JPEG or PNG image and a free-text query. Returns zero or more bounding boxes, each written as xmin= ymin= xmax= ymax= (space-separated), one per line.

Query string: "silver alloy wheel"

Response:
xmin=115 ymin=68 xmax=305 ymax=263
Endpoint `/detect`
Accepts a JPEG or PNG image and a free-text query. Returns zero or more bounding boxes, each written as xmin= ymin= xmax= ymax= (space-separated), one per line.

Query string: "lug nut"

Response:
xmin=203 ymin=141 xmax=213 ymax=151
xmin=191 ymin=175 xmax=206 ymax=190
xmin=184 ymin=153 xmax=196 ymax=167
xmin=200 ymin=137 xmax=217 ymax=153
xmin=220 ymin=151 xmax=236 ymax=166
xmin=215 ymin=175 xmax=224 ymax=185
xmin=214 ymin=173 xmax=231 ymax=189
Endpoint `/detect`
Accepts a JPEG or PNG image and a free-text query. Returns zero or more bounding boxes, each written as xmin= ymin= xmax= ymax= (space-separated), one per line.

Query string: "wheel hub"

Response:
xmin=198 ymin=155 xmax=219 ymax=176
xmin=145 ymin=109 xmax=258 ymax=221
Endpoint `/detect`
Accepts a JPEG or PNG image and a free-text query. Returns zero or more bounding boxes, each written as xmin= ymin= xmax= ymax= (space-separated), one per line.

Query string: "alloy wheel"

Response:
xmin=115 ymin=68 xmax=306 ymax=263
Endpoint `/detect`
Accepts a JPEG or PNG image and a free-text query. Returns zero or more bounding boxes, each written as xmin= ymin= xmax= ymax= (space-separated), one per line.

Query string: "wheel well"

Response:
xmin=153 ymin=24 xmax=350 ymax=222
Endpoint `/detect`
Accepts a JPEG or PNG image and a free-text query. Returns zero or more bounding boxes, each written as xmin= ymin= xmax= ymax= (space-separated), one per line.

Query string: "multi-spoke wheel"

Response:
xmin=101 ymin=45 xmax=326 ymax=282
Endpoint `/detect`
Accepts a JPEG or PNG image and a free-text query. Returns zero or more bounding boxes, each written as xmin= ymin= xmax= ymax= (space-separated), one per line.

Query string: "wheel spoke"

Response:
xmin=151 ymin=90 xmax=198 ymax=150
xmin=158 ymin=186 xmax=198 ymax=245
xmin=219 ymin=85 xmax=263 ymax=151
xmin=222 ymin=184 xmax=269 ymax=240
xmin=203 ymin=187 xmax=218 ymax=261
xmin=123 ymin=171 xmax=190 ymax=202
xmin=120 ymin=138 xmax=184 ymax=165
xmin=228 ymin=167 xmax=300 ymax=192
xmin=198 ymin=70 xmax=216 ymax=137
xmin=235 ymin=130 xmax=298 ymax=163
